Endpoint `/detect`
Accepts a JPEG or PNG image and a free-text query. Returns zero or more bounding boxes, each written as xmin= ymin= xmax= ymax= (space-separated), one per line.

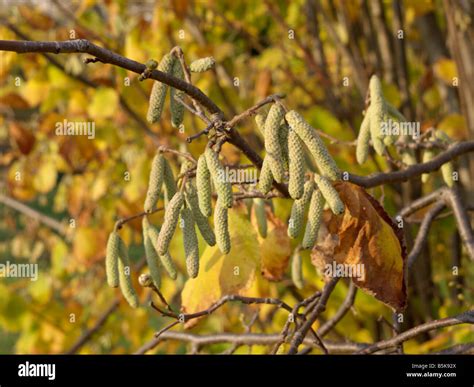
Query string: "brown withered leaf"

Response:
xmin=311 ymin=182 xmax=407 ymax=311
xmin=9 ymin=122 xmax=35 ymax=155
xmin=252 ymin=208 xmax=292 ymax=281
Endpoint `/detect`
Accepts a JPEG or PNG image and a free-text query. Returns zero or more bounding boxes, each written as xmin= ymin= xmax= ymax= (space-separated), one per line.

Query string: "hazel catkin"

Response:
xmin=302 ymin=189 xmax=324 ymax=249
xmin=170 ymin=60 xmax=185 ymax=128
xmin=146 ymin=219 xmax=177 ymax=279
xmin=205 ymin=147 xmax=233 ymax=208
xmin=117 ymin=240 xmax=139 ymax=308
xmin=105 ymin=231 xmax=120 ymax=288
xmin=291 ymin=249 xmax=304 ymax=289
xmin=189 ymin=57 xmax=215 ymax=73
xmin=214 ymin=199 xmax=230 ymax=254
xmin=258 ymin=157 xmax=274 ymax=194
xmin=144 ymin=153 xmax=165 ymax=213
xmin=288 ymin=180 xmax=314 ymax=239
xmin=147 ymin=53 xmax=175 ymax=124
xmin=313 ymin=174 xmax=344 ymax=215
xmin=253 ymin=198 xmax=267 ymax=238
xmin=288 ymin=128 xmax=306 ymax=199
xmin=264 ymin=103 xmax=286 ymax=183
xmin=185 ymin=186 xmax=216 ymax=246
xmin=180 ymin=207 xmax=200 ymax=278
xmin=142 ymin=217 xmax=161 ymax=288
xmin=196 ymin=155 xmax=212 ymax=217
xmin=156 ymin=191 xmax=184 ymax=255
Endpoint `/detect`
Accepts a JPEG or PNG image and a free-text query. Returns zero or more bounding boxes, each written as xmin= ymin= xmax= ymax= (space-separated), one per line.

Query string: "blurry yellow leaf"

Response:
xmin=20 ymin=79 xmax=50 ymax=106
xmin=433 ymin=58 xmax=458 ymax=85
xmin=437 ymin=114 xmax=468 ymax=140
xmin=32 ymin=158 xmax=58 ymax=194
xmin=73 ymin=227 xmax=106 ymax=264
xmin=29 ymin=275 xmax=52 ymax=305
xmin=181 ymin=211 xmax=260 ymax=327
xmin=87 ymin=87 xmax=119 ymax=119
xmin=311 ymin=182 xmax=407 ymax=311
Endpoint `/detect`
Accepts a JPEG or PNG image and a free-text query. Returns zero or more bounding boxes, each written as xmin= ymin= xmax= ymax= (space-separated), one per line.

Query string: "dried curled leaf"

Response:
xmin=311 ymin=182 xmax=407 ymax=311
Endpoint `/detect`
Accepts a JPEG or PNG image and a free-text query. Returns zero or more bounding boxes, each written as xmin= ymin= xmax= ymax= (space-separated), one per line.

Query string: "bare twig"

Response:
xmin=358 ymin=310 xmax=474 ymax=354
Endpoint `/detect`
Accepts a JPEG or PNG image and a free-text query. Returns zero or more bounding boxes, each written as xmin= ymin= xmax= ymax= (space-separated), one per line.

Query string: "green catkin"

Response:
xmin=163 ymin=160 xmax=177 ymax=204
xmin=215 ymin=199 xmax=231 ymax=254
xmin=368 ymin=75 xmax=387 ymax=155
xmin=400 ymin=135 xmax=417 ymax=166
xmin=285 ymin=111 xmax=340 ymax=181
xmin=291 ymin=249 xmax=304 ymax=289
xmin=185 ymin=187 xmax=216 ymax=246
xmin=144 ymin=153 xmax=165 ymax=212
xmin=356 ymin=112 xmax=371 ymax=165
xmin=386 ymin=102 xmax=407 ymax=122
xmin=421 ymin=148 xmax=437 ymax=183
xmin=258 ymin=157 xmax=274 ymax=194
xmin=180 ymin=207 xmax=200 ymax=278
xmin=264 ymin=104 xmax=286 ymax=183
xmin=147 ymin=53 xmax=175 ymax=124
xmin=170 ymin=60 xmax=185 ymax=128
xmin=117 ymin=240 xmax=139 ymax=308
xmin=142 ymin=218 xmax=161 ymax=288
xmin=189 ymin=56 xmax=216 ymax=73
xmin=288 ymin=128 xmax=306 ymax=199
xmin=157 ymin=191 xmax=184 ymax=255
xmin=196 ymin=155 xmax=212 ymax=217
xmin=302 ymin=190 xmax=324 ymax=249
xmin=288 ymin=180 xmax=314 ymax=239
xmin=253 ymin=198 xmax=267 ymax=238
xmin=205 ymin=147 xmax=233 ymax=208
xmin=146 ymin=217 xmax=177 ymax=279
xmin=105 ymin=231 xmax=120 ymax=288
xmin=313 ymin=174 xmax=345 ymax=215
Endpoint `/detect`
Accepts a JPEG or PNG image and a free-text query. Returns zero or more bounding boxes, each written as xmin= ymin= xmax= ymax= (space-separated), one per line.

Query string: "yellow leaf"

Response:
xmin=437 ymin=113 xmax=468 ymax=140
xmin=87 ymin=87 xmax=119 ymax=119
xmin=311 ymin=182 xmax=407 ymax=311
xmin=433 ymin=58 xmax=458 ymax=85
xmin=181 ymin=211 xmax=260 ymax=327
xmin=32 ymin=159 xmax=57 ymax=194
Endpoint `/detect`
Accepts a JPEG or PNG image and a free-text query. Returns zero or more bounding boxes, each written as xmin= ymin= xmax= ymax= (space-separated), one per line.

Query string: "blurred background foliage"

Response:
xmin=0 ymin=0 xmax=473 ymax=354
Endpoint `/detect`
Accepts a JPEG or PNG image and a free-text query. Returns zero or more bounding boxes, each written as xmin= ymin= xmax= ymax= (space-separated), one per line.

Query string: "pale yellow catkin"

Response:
xmin=142 ymin=218 xmax=161 ymax=288
xmin=144 ymin=153 xmax=165 ymax=213
xmin=180 ymin=207 xmax=200 ymax=278
xmin=421 ymin=148 xmax=437 ymax=183
xmin=288 ymin=180 xmax=314 ymax=239
xmin=147 ymin=53 xmax=175 ymax=124
xmin=285 ymin=111 xmax=340 ymax=181
xmin=146 ymin=218 xmax=177 ymax=279
xmin=117 ymin=239 xmax=139 ymax=308
xmin=288 ymin=128 xmax=306 ymax=199
xmin=356 ymin=112 xmax=371 ymax=165
xmin=205 ymin=147 xmax=233 ymax=208
xmin=279 ymin=123 xmax=289 ymax=170
xmin=258 ymin=157 xmax=274 ymax=194
xmin=313 ymin=174 xmax=345 ymax=215
xmin=368 ymin=75 xmax=387 ymax=155
xmin=302 ymin=189 xmax=324 ymax=249
xmin=170 ymin=60 xmax=185 ymax=128
xmin=264 ymin=104 xmax=286 ymax=183
xmin=214 ymin=199 xmax=230 ymax=254
xmin=163 ymin=160 xmax=177 ymax=204
xmin=189 ymin=57 xmax=215 ymax=73
xmin=185 ymin=186 xmax=216 ymax=246
xmin=105 ymin=231 xmax=120 ymax=288
xmin=255 ymin=113 xmax=266 ymax=138
xmin=156 ymin=191 xmax=184 ymax=255
xmin=196 ymin=155 xmax=212 ymax=217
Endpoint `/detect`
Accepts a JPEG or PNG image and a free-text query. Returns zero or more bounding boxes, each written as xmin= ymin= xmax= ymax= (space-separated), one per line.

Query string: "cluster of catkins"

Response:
xmin=256 ymin=105 xmax=344 ymax=247
xmin=146 ymin=52 xmax=215 ymax=127
xmin=356 ymin=75 xmax=455 ymax=187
